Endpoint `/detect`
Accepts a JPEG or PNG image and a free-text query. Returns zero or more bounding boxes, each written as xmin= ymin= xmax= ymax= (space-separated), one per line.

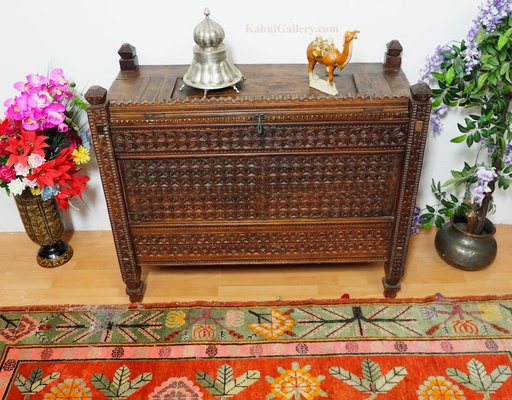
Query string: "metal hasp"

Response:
xmin=180 ymin=8 xmax=243 ymax=98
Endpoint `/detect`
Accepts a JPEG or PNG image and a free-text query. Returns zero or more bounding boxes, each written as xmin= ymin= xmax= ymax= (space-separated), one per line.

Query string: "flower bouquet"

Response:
xmin=0 ymin=68 xmax=90 ymax=209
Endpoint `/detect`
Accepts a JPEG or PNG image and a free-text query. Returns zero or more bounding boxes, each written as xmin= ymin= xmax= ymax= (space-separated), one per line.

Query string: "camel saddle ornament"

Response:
xmin=307 ymin=30 xmax=359 ymax=95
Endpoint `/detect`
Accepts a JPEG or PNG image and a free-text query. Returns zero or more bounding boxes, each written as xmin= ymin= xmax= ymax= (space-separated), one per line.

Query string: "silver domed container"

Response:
xmin=181 ymin=9 xmax=243 ymax=97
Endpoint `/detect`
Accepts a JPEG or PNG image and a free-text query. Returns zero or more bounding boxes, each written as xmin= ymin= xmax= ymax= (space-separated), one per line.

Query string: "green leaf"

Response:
xmin=500 ymin=62 xmax=510 ymax=76
xmin=432 ymin=97 xmax=443 ymax=108
xmin=498 ymin=28 xmax=512 ymax=50
xmin=477 ymin=72 xmax=489 ymax=89
xmin=476 ymin=29 xmax=487 ymax=44
xmin=91 ymin=366 xmax=152 ymax=398
xmin=445 ymin=66 xmax=456 ymax=85
xmin=435 ymin=215 xmax=446 ymax=228
xmin=451 ymin=134 xmax=467 ymax=143
xmin=467 ymin=134 xmax=474 ymax=147
xmin=463 ymin=81 xmax=476 ymax=95
xmin=329 ymin=366 xmax=370 ymax=392
xmin=231 ymin=371 xmax=261 ymax=395
xmin=457 ymin=123 xmax=469 ymax=133
xmin=113 ymin=366 xmax=131 ymax=395
xmin=447 ymin=359 xmax=512 ymax=394
xmin=487 ymin=365 xmax=512 ymax=392
xmin=197 ymin=364 xmax=260 ymax=397
xmin=426 ymin=205 xmax=435 ymax=213
xmin=91 ymin=374 xmax=118 ymax=397
xmin=362 ymin=359 xmax=383 ymax=384
xmin=374 ymin=367 xmax=408 ymax=392
xmin=15 ymin=369 xmax=60 ymax=395
xmin=432 ymin=72 xmax=446 ymax=81
xmin=481 ymin=55 xmax=499 ymax=66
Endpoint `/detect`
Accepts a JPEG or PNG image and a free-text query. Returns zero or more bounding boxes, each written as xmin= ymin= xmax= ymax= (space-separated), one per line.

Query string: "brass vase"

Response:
xmin=14 ymin=191 xmax=73 ymax=268
xmin=435 ymin=217 xmax=497 ymax=271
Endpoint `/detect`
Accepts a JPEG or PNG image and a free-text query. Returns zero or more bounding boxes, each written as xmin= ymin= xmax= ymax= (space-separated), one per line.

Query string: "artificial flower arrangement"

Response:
xmin=0 ymin=68 xmax=90 ymax=209
xmin=415 ymin=0 xmax=512 ymax=234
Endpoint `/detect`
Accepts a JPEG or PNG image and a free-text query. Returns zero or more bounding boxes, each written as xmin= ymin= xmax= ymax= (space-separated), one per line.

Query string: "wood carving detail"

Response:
xmin=111 ymin=123 xmax=408 ymax=154
xmin=119 ymin=153 xmax=403 ymax=222
xmin=386 ymin=100 xmax=431 ymax=280
xmin=87 ymin=103 xmax=141 ymax=286
xmin=132 ymin=227 xmax=390 ymax=260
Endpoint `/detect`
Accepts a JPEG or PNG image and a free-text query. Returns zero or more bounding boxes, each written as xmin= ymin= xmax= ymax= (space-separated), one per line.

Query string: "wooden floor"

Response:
xmin=0 ymin=226 xmax=510 ymax=306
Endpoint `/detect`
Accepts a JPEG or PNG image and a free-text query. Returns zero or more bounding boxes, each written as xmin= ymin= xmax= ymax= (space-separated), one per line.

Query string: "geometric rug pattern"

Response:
xmin=1 ymin=294 xmax=512 ymax=399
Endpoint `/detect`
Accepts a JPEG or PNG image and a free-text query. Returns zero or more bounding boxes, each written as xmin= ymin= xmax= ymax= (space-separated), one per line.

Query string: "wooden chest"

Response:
xmin=85 ymin=43 xmax=431 ymax=303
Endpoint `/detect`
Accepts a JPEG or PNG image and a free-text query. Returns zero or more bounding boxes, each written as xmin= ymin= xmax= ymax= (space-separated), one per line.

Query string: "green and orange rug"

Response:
xmin=1 ymin=295 xmax=512 ymax=399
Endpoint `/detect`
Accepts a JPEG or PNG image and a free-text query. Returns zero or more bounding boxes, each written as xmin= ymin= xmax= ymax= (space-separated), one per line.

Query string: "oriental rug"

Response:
xmin=1 ymin=295 xmax=512 ymax=399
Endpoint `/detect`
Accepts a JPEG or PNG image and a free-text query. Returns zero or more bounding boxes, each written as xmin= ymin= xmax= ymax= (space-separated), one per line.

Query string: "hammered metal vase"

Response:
xmin=435 ymin=217 xmax=497 ymax=271
xmin=14 ymin=191 xmax=73 ymax=268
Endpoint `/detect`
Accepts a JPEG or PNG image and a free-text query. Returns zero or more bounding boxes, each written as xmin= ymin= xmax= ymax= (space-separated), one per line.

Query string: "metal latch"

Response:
xmin=254 ymin=113 xmax=265 ymax=135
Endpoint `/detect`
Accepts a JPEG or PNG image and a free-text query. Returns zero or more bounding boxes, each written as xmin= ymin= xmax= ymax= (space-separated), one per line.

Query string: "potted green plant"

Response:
xmin=416 ymin=0 xmax=512 ymax=269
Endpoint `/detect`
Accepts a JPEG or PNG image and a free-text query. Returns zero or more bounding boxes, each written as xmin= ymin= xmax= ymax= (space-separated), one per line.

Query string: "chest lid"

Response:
xmin=106 ymin=42 xmax=413 ymax=120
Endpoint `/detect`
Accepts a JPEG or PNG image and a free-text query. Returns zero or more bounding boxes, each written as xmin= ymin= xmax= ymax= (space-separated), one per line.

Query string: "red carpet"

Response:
xmin=1 ymin=295 xmax=511 ymax=399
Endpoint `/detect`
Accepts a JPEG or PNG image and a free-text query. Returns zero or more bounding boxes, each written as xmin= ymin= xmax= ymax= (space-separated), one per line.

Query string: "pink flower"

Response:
xmin=5 ymin=96 xmax=28 ymax=120
xmin=28 ymin=153 xmax=45 ymax=169
xmin=42 ymin=103 xmax=65 ymax=127
xmin=49 ymin=68 xmax=68 ymax=89
xmin=13 ymin=81 xmax=31 ymax=93
xmin=14 ymin=163 xmax=30 ymax=177
xmin=27 ymin=91 xmax=51 ymax=109
xmin=0 ymin=166 xmax=16 ymax=182
xmin=22 ymin=109 xmax=42 ymax=131
xmin=58 ymin=123 xmax=69 ymax=133
xmin=26 ymin=73 xmax=48 ymax=89
xmin=49 ymin=86 xmax=66 ymax=101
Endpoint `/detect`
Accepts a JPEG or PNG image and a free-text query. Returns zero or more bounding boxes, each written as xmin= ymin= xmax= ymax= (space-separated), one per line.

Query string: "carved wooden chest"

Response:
xmin=86 ymin=43 xmax=431 ymax=302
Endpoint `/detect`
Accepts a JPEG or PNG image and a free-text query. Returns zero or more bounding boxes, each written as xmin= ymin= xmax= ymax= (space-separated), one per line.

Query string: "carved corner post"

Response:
xmin=383 ymin=82 xmax=432 ymax=298
xmin=85 ymin=86 xmax=144 ymax=303
xmin=118 ymin=43 xmax=139 ymax=71
xmin=384 ymin=40 xmax=403 ymax=73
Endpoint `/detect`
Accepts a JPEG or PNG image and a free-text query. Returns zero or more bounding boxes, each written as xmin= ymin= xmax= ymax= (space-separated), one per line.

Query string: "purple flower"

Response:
xmin=462 ymin=0 xmax=512 ymax=74
xmin=476 ymin=165 xmax=497 ymax=182
xmin=470 ymin=166 xmax=497 ymax=205
xmin=429 ymin=104 xmax=448 ymax=135
xmin=504 ymin=144 xmax=512 ymax=165
xmin=411 ymin=206 xmax=423 ymax=235
xmin=420 ymin=45 xmax=452 ymax=83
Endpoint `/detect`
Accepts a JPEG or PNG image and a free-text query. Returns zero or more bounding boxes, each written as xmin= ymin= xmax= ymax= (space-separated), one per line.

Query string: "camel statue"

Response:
xmin=307 ymin=30 xmax=359 ymax=95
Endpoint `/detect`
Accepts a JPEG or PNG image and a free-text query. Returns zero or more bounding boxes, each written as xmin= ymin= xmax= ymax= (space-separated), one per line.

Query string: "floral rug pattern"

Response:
xmin=1 ymin=295 xmax=512 ymax=399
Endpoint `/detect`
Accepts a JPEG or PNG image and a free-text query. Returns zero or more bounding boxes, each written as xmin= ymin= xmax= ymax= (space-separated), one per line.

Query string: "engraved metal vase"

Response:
xmin=181 ymin=8 xmax=243 ymax=97
xmin=15 ymin=191 xmax=73 ymax=268
xmin=435 ymin=216 xmax=497 ymax=271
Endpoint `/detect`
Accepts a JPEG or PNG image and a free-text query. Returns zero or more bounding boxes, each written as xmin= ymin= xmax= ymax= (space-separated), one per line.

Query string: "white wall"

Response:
xmin=3 ymin=0 xmax=510 ymax=232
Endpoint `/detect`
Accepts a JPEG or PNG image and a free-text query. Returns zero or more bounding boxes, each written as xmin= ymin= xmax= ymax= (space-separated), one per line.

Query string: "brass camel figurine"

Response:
xmin=307 ymin=30 xmax=359 ymax=95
